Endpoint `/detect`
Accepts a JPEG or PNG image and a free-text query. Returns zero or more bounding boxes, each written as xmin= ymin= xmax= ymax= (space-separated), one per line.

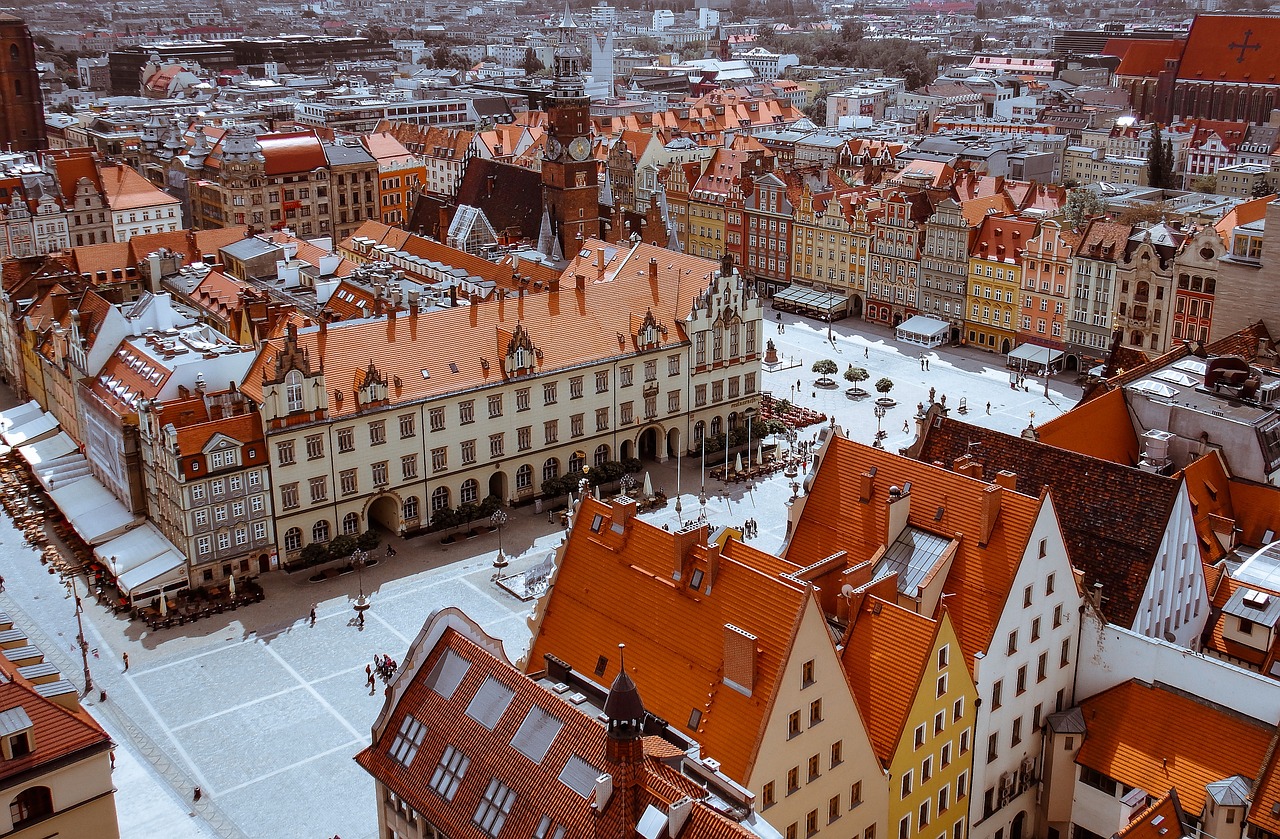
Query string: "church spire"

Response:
xmin=603 ymin=644 xmax=645 ymax=739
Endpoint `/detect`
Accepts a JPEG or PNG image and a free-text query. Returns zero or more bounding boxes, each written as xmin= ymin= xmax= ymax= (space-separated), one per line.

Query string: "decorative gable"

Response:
xmin=357 ymin=360 xmax=389 ymax=407
xmin=503 ymin=323 xmax=541 ymax=377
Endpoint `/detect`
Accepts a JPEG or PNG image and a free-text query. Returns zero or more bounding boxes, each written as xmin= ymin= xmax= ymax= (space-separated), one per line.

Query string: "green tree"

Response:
xmin=327 ymin=534 xmax=358 ymax=560
xmin=874 ymin=377 xmax=895 ymax=396
xmin=812 ymin=358 xmax=838 ymax=385
xmin=521 ymin=46 xmax=544 ymax=76
xmin=1189 ymin=173 xmax=1218 ymax=194
xmin=804 ymin=96 xmax=827 ymax=125
xmin=1063 ymin=189 xmax=1104 ymax=231
xmin=844 ymin=365 xmax=869 ymax=394
xmin=1146 ymin=124 xmax=1174 ymax=189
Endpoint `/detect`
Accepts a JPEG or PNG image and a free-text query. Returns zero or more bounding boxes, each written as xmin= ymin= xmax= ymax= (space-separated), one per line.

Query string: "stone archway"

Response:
xmin=666 ymin=427 xmax=681 ymax=459
xmin=367 ymin=493 xmax=401 ymax=535
xmin=1001 ymin=337 xmax=1012 ymax=354
xmin=637 ymin=425 xmax=662 ymax=461
xmin=620 ymin=438 xmax=634 ymax=461
xmin=488 ymin=471 xmax=507 ymax=504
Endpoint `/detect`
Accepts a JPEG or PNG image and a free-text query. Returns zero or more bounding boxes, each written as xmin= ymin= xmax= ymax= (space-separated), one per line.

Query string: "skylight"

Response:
xmin=465 ymin=676 xmax=515 ymax=730
xmin=510 ymin=705 xmax=563 ymax=764
xmin=426 ymin=649 xmax=471 ymax=700
xmin=429 ymin=745 xmax=470 ymax=801
xmin=558 ymin=755 xmax=600 ymax=798
xmin=473 ymin=778 xmax=516 ymax=837
xmin=388 ymin=714 xmax=426 ymax=768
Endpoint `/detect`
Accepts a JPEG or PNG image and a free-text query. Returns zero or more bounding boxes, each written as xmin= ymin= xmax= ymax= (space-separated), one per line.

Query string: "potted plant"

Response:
xmin=812 ymin=358 xmax=839 ymax=387
xmin=844 ymin=365 xmax=869 ymax=396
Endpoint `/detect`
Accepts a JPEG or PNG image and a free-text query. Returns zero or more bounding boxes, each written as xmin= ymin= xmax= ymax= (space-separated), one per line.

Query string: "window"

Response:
xmin=544 ymin=420 xmax=558 ymax=444
xmin=807 ymin=809 xmax=818 ymax=836
xmin=1007 ymin=631 xmax=1018 ymax=655
xmin=595 ymin=371 xmax=609 ymax=393
xmin=372 ymin=461 xmax=388 ymax=486
xmin=923 ymin=756 xmax=933 ymax=782
xmin=9 ymin=787 xmax=52 ymax=828
xmin=432 ymin=487 xmax=450 ymax=512
xmin=516 ymin=389 xmax=530 ymax=412
xmin=937 ymin=674 xmax=948 ymax=698
xmin=431 ymin=447 xmax=448 ymax=472
xmin=284 ymin=528 xmax=302 ymax=550
xmin=428 ymin=743 xmax=469 ymax=797
xmin=461 ymin=440 xmax=476 ymax=464
xmin=308 ymin=477 xmax=328 ymax=503
xmin=473 ymin=778 xmax=516 ymax=836
xmin=763 ymin=782 xmax=775 ymax=808
xmin=543 ymin=383 xmax=557 ymax=405
xmin=1031 ymin=617 xmax=1041 ymax=643
xmin=668 ymin=391 xmax=680 ymax=413
xmin=542 ymin=459 xmax=559 ymax=483
xmin=285 ymin=371 xmax=304 ymax=412
xmin=459 ymin=401 xmax=475 ymax=424
xmin=1061 ymin=637 xmax=1071 ymax=668
xmin=1016 ymin=665 xmax=1027 ymax=695
xmin=487 ymin=396 xmax=503 ymax=419
xmin=429 ymin=407 xmax=446 ymax=431
xmin=571 ymin=414 xmax=584 ymax=438
xmin=831 ymin=740 xmax=843 ymax=767
xmin=939 ymin=785 xmax=950 ymax=814
xmin=400 ymin=414 xmax=417 ymax=438
xmin=668 ymin=355 xmax=680 ymax=376
xmin=960 ymin=729 xmax=970 ymax=755
xmin=1038 ymin=652 xmax=1048 ymax=682
xmin=851 ymin=781 xmax=862 ymax=809
xmin=490 ymin=434 xmax=504 ymax=458
xmin=461 ymin=479 xmax=479 ymax=504
xmin=991 ymin=680 xmax=1002 ymax=710
xmin=810 ymin=699 xmax=822 ymax=725
xmin=935 ymin=710 xmax=945 ymax=735
xmin=1023 ymin=585 xmax=1033 ymax=608
xmin=620 ymin=366 xmax=633 ymax=387
xmin=312 ymin=519 xmax=330 ymax=542
xmin=901 ymin=770 xmax=913 ymax=798
xmin=340 ymin=469 xmax=358 ymax=495
xmin=915 ymin=724 xmax=926 ymax=749
xmin=941 ymin=742 xmax=952 ymax=768
xmin=802 ymin=659 xmax=815 ymax=687
xmin=1054 ymin=604 xmax=1064 ymax=629
xmin=938 ymin=645 xmax=949 ymax=669
xmin=369 ymin=421 xmax=386 ymax=445
xmin=277 ymin=441 xmax=296 ymax=465
xmin=899 ymin=815 xmax=911 ymax=839
xmin=1046 ymin=573 xmax=1055 ymax=595
xmin=569 ymin=376 xmax=583 ymax=399
xmin=788 ymin=766 xmax=800 ymax=794
xmin=829 ymin=795 xmax=841 ymax=824
xmin=1011 ymin=717 xmax=1023 ymax=747
xmin=343 ymin=512 xmax=360 ymax=535
xmin=919 ymin=800 xmax=930 ymax=828
xmin=809 ymin=754 xmax=821 ymax=781
xmin=516 ymin=465 xmax=533 ymax=490
xmin=595 ymin=409 xmax=609 ymax=432
xmin=789 ymin=711 xmax=801 ymax=738
xmin=402 ymin=454 xmax=418 ymax=479
xmin=987 ymin=733 xmax=998 ymax=763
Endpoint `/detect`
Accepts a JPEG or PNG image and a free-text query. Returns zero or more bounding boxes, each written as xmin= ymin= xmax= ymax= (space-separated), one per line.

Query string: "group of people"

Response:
xmin=742 ymin=518 xmax=759 ymax=539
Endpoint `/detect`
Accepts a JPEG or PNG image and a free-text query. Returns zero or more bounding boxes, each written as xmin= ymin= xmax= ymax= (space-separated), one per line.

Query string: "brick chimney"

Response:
xmin=979 ymin=484 xmax=1002 ymax=545
xmin=993 ymin=470 xmax=1017 ymax=490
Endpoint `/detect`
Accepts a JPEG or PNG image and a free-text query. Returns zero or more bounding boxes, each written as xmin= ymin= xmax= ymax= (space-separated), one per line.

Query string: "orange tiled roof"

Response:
xmin=841 ymin=598 xmax=939 ymax=765
xmin=786 ymin=436 xmax=1040 ymax=664
xmin=527 ymin=496 xmax=809 ymax=782
xmin=971 ymin=215 xmax=1037 ymax=263
xmin=959 ymin=193 xmax=1015 ymax=227
xmin=190 ymin=269 xmax=251 ymax=323
xmin=1176 ymin=15 xmax=1280 ymax=85
xmin=0 ymin=681 xmax=111 ymax=784
xmin=1036 ymin=388 xmax=1141 ymax=466
xmin=1215 ymin=194 xmax=1277 ymax=244
xmin=243 ymin=239 xmax=726 ymax=416
xmin=1247 ymin=743 xmax=1280 ymax=836
xmin=1112 ymin=39 xmax=1185 ymax=78
xmin=1077 ymin=680 xmax=1274 ymax=814
xmin=173 ymin=411 xmax=263 ymax=466
xmin=48 ymin=151 xmax=102 ymax=199
xmin=101 ymin=164 xmax=179 ymax=211
xmin=1116 ymin=790 xmax=1187 ymax=839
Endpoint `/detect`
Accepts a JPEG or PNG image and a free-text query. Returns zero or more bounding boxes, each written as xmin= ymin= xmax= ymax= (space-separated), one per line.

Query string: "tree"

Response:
xmin=875 ymin=377 xmax=895 ymax=396
xmin=521 ymin=47 xmax=544 ymax=76
xmin=844 ymin=365 xmax=869 ymax=394
xmin=1190 ymin=173 xmax=1218 ymax=194
xmin=1116 ymin=201 xmax=1168 ymax=225
xmin=1146 ymin=124 xmax=1175 ymax=189
xmin=804 ymin=96 xmax=827 ymax=125
xmin=327 ymin=534 xmax=358 ymax=560
xmin=971 ymin=33 xmax=984 ymax=52
xmin=812 ymin=358 xmax=838 ymax=385
xmin=1063 ymin=188 xmax=1103 ymax=231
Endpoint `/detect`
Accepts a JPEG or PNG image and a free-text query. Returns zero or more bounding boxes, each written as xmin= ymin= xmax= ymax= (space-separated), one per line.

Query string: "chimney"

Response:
xmin=649 ymin=257 xmax=658 ymax=281
xmin=668 ymin=797 xmax=694 ymax=837
xmin=979 ymin=484 xmax=1002 ymax=544
xmin=596 ymin=247 xmax=605 ymax=270
xmin=993 ymin=469 xmax=1017 ymax=490
xmin=859 ymin=469 xmax=876 ymax=502
xmin=575 ymin=273 xmax=586 ymax=292
xmin=612 ymin=496 xmax=638 ymax=528
xmin=594 ymin=773 xmax=614 ymax=810
xmin=885 ymin=484 xmax=911 ymax=546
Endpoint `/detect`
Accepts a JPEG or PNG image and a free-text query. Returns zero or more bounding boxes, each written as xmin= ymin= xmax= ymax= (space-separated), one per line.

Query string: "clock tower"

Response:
xmin=542 ymin=3 xmax=600 ymax=260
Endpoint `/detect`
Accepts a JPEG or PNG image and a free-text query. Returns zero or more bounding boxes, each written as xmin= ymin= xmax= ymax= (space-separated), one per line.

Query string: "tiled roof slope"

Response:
xmin=1246 ymin=743 xmax=1280 ymax=836
xmin=1035 ymin=388 xmax=1140 ymax=466
xmin=1077 ymin=680 xmax=1275 ymax=814
xmin=841 ymin=598 xmax=938 ymax=765
xmin=0 ymin=680 xmax=111 ymax=784
xmin=1177 ymin=15 xmax=1280 ymax=85
xmin=786 ymin=436 xmax=1040 ymax=664
xmin=527 ymin=496 xmax=808 ymax=782
xmin=913 ymin=416 xmax=1180 ymax=628
xmin=241 ymin=240 xmax=726 ymax=416
xmin=356 ymin=612 xmax=769 ymax=839
xmin=1116 ymin=790 xmax=1187 ymax=839
xmin=1112 ymin=39 xmax=1185 ymax=78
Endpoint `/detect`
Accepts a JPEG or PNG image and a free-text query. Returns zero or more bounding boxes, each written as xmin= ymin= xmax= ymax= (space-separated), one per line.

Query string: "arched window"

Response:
xmin=9 ymin=45 xmax=18 ymax=62
xmin=515 ymin=464 xmax=533 ymax=490
xmin=285 ymin=370 xmax=304 ymax=413
xmin=342 ymin=512 xmax=360 ymax=535
xmin=10 ymin=787 xmax=52 ymax=827
xmin=542 ymin=458 xmax=560 ymax=483
xmin=284 ymin=528 xmax=302 ymax=551
xmin=568 ymin=450 xmax=585 ymax=474
xmin=1130 ymin=330 xmax=1142 ymax=346
xmin=460 ymin=479 xmax=478 ymax=504
xmin=312 ymin=520 xmax=330 ymax=543
xmin=694 ymin=421 xmax=705 ymax=444
xmin=594 ymin=444 xmax=610 ymax=466
xmin=431 ymin=486 xmax=450 ymax=512
xmin=710 ymin=416 xmax=722 ymax=437
xmin=402 ymin=496 xmax=419 ymax=520
xmin=1135 ymin=281 xmax=1150 ymax=303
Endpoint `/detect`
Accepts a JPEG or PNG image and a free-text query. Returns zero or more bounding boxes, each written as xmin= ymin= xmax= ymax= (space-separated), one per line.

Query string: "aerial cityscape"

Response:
xmin=0 ymin=0 xmax=1277 ymax=838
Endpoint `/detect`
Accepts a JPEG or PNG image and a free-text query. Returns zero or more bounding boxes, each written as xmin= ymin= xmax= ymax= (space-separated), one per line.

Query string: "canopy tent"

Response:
xmin=117 ymin=551 xmax=187 ymax=602
xmin=771 ymin=285 xmax=849 ymax=318
xmin=1007 ymin=343 xmax=1064 ymax=372
xmin=0 ymin=401 xmax=44 ymax=434
xmin=1 ymin=411 xmax=59 ymax=448
xmin=48 ymin=476 xmax=140 ymax=545
xmin=30 ymin=454 xmax=92 ymax=492
xmin=894 ymin=315 xmax=951 ymax=348
xmin=98 ymin=522 xmax=188 ymax=600
xmin=17 ymin=432 xmax=77 ymax=468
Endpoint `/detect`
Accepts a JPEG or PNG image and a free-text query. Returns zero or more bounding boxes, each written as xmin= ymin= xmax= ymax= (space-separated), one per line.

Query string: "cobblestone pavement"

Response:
xmin=0 ymin=311 xmax=1079 ymax=838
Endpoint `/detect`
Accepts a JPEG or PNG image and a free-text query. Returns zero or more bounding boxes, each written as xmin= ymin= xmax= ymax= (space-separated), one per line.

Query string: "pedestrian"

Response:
xmin=986 ymin=401 xmax=991 ymax=414
xmin=0 ymin=574 xmax=5 ymax=591
xmin=864 ymin=346 xmax=869 ymax=358
xmin=925 ymin=358 xmax=930 ymax=370
xmin=903 ymin=420 xmax=910 ymax=433
xmin=309 ymin=605 xmax=317 ymax=626
xmin=797 ymin=378 xmax=801 ymax=390
xmin=193 ymin=786 xmax=202 ymax=802
xmin=122 ymin=652 xmax=129 ymax=672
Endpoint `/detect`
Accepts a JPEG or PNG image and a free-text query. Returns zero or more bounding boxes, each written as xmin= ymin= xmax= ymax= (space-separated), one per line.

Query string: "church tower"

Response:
xmin=0 ymin=14 xmax=47 ymax=152
xmin=542 ymin=3 xmax=600 ymax=260
xmin=594 ymin=645 xmax=647 ymax=839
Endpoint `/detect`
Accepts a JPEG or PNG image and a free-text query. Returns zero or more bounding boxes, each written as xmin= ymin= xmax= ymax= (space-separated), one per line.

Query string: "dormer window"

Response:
xmin=285 ymin=370 xmax=304 ymax=413
xmin=0 ymin=707 xmax=34 ymax=760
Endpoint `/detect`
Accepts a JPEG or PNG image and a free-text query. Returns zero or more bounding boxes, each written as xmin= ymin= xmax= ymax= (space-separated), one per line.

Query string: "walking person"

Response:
xmin=309 ymin=604 xmax=317 ymax=627
xmin=903 ymin=420 xmax=910 ymax=433
xmin=122 ymin=652 xmax=129 ymax=672
xmin=864 ymin=346 xmax=869 ymax=358
xmin=986 ymin=402 xmax=991 ymax=414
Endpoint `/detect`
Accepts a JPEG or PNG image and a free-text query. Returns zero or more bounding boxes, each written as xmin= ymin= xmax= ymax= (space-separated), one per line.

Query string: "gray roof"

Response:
xmin=1222 ymin=585 xmax=1280 ymax=629
xmin=874 ymin=525 xmax=954 ymax=598
xmin=322 ymin=142 xmax=375 ymax=167
xmin=0 ymin=706 xmax=32 ymax=737
xmin=220 ymin=237 xmax=282 ymax=261
xmin=1206 ymin=775 xmax=1252 ymax=807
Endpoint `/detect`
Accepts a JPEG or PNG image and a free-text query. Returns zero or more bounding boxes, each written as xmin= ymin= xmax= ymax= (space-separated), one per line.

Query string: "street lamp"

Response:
xmin=874 ymin=404 xmax=887 ymax=440
xmin=351 ymin=549 xmax=370 ymax=627
xmin=491 ymin=509 xmax=509 ymax=569
xmin=66 ymin=576 xmax=92 ymax=694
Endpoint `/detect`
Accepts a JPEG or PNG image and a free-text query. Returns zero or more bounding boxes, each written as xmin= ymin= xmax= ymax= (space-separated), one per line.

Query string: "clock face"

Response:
xmin=568 ymin=136 xmax=591 ymax=161
xmin=545 ymin=136 xmax=564 ymax=160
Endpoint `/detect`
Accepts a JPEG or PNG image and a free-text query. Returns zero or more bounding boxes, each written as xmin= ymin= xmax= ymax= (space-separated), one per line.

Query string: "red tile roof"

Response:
xmin=1035 ymin=388 xmax=1141 ymax=466
xmin=1077 ymin=680 xmax=1274 ymax=814
xmin=786 ymin=436 xmax=1041 ymax=664
xmin=1112 ymin=39 xmax=1185 ymax=78
xmin=0 ymin=681 xmax=111 ymax=784
xmin=527 ymin=496 xmax=810 ymax=781
xmin=101 ymin=164 xmax=179 ymax=211
xmin=971 ymin=215 xmax=1037 ymax=263
xmin=258 ymin=131 xmax=328 ymax=177
xmin=1176 ymin=15 xmax=1280 ymax=85
xmin=1116 ymin=790 xmax=1187 ymax=839
xmin=356 ymin=610 xmax=769 ymax=839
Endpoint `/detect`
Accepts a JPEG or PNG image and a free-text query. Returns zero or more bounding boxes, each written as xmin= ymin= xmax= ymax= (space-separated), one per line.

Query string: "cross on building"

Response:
xmin=1229 ymin=29 xmax=1261 ymax=62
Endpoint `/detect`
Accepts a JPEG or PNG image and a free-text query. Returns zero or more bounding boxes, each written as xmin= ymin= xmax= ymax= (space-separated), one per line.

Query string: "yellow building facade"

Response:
xmin=966 ymin=216 xmax=1038 ymax=354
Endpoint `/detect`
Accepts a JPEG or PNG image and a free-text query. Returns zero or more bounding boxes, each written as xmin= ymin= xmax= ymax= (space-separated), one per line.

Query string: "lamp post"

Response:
xmin=491 ymin=509 xmax=509 ymax=569
xmin=874 ymin=404 xmax=887 ymax=441
xmin=66 ymin=576 xmax=92 ymax=693
xmin=351 ymin=549 xmax=370 ymax=627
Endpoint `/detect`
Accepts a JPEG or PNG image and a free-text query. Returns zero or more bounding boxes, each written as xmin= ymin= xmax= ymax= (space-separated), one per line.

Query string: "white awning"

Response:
xmin=117 ymin=550 xmax=187 ymax=598
xmin=1 ymin=412 xmax=59 ymax=448
xmin=895 ymin=315 xmax=951 ymax=337
xmin=30 ymin=455 xmax=91 ymax=492
xmin=1007 ymin=343 xmax=1064 ymax=366
xmin=48 ymin=476 xmax=140 ymax=545
xmin=95 ymin=523 xmax=176 ymax=578
xmin=772 ymin=284 xmax=849 ymax=315
xmin=17 ymin=432 xmax=77 ymax=468
xmin=0 ymin=401 xmax=44 ymax=433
